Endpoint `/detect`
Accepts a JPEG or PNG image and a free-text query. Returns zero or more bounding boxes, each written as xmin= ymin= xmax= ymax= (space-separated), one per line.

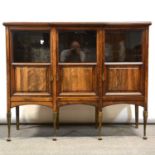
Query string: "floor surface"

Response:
xmin=0 ymin=124 xmax=155 ymax=155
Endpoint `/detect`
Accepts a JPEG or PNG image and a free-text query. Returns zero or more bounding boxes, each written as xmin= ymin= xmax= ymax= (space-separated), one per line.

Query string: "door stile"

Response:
xmin=97 ymin=28 xmax=104 ymax=109
xmin=143 ymin=28 xmax=149 ymax=110
xmin=102 ymin=29 xmax=106 ymax=97
xmin=51 ymin=27 xmax=57 ymax=112
xmin=6 ymin=27 xmax=11 ymax=112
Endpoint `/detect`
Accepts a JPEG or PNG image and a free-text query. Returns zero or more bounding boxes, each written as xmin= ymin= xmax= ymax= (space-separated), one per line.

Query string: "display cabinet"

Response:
xmin=3 ymin=22 xmax=151 ymax=141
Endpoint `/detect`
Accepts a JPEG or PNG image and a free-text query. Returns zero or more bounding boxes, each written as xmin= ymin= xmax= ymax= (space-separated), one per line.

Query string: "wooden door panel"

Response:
xmin=104 ymin=65 xmax=143 ymax=95
xmin=12 ymin=66 xmax=51 ymax=95
xmin=107 ymin=67 xmax=140 ymax=91
xmin=59 ymin=66 xmax=97 ymax=95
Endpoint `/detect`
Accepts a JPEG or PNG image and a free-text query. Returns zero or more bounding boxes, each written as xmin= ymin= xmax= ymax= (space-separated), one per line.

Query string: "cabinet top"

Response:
xmin=3 ymin=22 xmax=152 ymax=27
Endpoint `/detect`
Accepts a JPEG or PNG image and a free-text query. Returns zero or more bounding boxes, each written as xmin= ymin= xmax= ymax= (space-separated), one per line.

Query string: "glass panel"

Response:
xmin=59 ymin=30 xmax=96 ymax=63
xmin=105 ymin=30 xmax=142 ymax=62
xmin=12 ymin=31 xmax=50 ymax=62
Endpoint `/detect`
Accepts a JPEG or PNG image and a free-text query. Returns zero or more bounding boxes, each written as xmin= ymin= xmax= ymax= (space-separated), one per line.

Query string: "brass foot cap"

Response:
xmin=143 ymin=136 xmax=147 ymax=140
xmin=98 ymin=137 xmax=102 ymax=140
xmin=6 ymin=138 xmax=11 ymax=142
xmin=135 ymin=126 xmax=138 ymax=129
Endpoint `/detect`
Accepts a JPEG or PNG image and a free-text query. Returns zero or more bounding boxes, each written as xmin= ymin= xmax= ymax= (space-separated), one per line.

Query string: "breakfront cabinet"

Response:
xmin=3 ymin=22 xmax=151 ymax=141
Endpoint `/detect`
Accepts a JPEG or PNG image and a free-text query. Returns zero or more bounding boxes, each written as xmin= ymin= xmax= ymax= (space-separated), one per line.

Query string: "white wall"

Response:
xmin=0 ymin=0 xmax=154 ymax=123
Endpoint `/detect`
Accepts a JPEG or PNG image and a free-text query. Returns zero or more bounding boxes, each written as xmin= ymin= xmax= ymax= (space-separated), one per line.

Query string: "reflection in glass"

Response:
xmin=59 ymin=30 xmax=96 ymax=63
xmin=12 ymin=31 xmax=50 ymax=62
xmin=105 ymin=30 xmax=142 ymax=62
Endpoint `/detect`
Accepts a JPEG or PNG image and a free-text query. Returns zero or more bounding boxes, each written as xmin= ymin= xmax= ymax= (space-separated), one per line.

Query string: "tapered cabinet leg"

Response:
xmin=143 ymin=110 xmax=148 ymax=140
xmin=56 ymin=109 xmax=59 ymax=129
xmin=16 ymin=106 xmax=20 ymax=130
xmin=7 ymin=111 xmax=11 ymax=142
xmin=135 ymin=105 xmax=139 ymax=128
xmin=53 ymin=112 xmax=58 ymax=141
xmin=95 ymin=107 xmax=99 ymax=128
xmin=98 ymin=111 xmax=103 ymax=140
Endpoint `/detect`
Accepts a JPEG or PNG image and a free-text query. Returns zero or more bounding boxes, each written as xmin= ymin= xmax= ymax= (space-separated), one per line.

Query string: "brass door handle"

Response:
xmin=50 ymin=75 xmax=59 ymax=82
xmin=50 ymin=75 xmax=53 ymax=82
xmin=102 ymin=72 xmax=104 ymax=81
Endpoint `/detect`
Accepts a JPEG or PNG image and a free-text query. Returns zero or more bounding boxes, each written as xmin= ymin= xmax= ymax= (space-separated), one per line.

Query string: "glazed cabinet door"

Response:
xmin=103 ymin=29 xmax=145 ymax=101
xmin=56 ymin=29 xmax=99 ymax=100
xmin=10 ymin=30 xmax=53 ymax=100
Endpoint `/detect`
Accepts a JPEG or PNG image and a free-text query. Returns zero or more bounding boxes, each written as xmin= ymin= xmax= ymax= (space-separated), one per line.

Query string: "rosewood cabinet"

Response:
xmin=3 ymin=22 xmax=151 ymax=141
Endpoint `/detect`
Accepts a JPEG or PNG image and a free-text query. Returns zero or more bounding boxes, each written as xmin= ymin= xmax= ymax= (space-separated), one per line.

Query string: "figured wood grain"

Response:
xmin=106 ymin=66 xmax=141 ymax=92
xmin=14 ymin=66 xmax=49 ymax=92
xmin=60 ymin=66 xmax=96 ymax=93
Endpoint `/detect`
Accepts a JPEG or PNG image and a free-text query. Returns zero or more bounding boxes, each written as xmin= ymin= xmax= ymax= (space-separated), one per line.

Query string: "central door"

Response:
xmin=56 ymin=29 xmax=99 ymax=97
